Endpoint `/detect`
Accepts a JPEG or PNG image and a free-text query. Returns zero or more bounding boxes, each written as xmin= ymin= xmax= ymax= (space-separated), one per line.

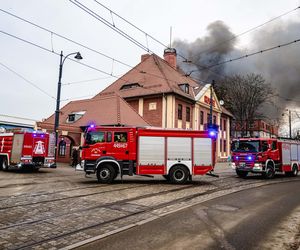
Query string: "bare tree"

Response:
xmin=215 ymin=74 xmax=273 ymax=137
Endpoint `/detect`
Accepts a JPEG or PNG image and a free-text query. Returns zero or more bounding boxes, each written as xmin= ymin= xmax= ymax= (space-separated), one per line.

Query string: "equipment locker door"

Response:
xmin=11 ymin=134 xmax=24 ymax=163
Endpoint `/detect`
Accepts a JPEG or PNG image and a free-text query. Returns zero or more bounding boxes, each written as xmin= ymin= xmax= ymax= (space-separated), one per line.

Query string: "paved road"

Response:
xmin=0 ymin=163 xmax=299 ymax=249
xmin=78 ymin=180 xmax=300 ymax=250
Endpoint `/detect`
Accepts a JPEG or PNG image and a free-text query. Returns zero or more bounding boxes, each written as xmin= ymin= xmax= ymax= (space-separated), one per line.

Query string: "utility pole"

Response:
xmin=209 ymin=80 xmax=215 ymax=127
xmin=54 ymin=51 xmax=82 ymax=162
xmin=289 ymin=109 xmax=292 ymax=139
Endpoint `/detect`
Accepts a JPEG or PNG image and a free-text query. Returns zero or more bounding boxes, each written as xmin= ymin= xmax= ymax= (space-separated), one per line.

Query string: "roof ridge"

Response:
xmin=153 ymin=55 xmax=173 ymax=91
xmin=96 ymin=54 xmax=154 ymax=97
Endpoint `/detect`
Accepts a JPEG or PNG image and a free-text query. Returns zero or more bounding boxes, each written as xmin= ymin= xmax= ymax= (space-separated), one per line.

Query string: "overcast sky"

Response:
xmin=0 ymin=0 xmax=299 ymax=122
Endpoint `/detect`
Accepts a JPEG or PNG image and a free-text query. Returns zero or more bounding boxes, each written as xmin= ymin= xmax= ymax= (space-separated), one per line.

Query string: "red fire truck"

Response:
xmin=0 ymin=131 xmax=56 ymax=171
xmin=231 ymin=138 xmax=300 ymax=178
xmin=78 ymin=126 xmax=217 ymax=184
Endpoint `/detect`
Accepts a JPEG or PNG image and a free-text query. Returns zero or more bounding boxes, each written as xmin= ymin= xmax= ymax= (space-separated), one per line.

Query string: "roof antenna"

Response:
xmin=169 ymin=26 xmax=172 ymax=48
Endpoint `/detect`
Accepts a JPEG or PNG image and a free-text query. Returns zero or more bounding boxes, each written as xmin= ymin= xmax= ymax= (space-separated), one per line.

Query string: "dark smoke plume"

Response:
xmin=175 ymin=20 xmax=236 ymax=81
xmin=175 ymin=19 xmax=300 ymax=124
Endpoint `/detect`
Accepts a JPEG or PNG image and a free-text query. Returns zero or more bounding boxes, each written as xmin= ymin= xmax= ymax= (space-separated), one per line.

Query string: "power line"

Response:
xmin=197 ymin=6 xmax=300 ymax=56
xmin=205 ymin=38 xmax=300 ymax=69
xmin=93 ymin=0 xmax=170 ymax=52
xmin=0 ymin=8 xmax=133 ymax=70
xmin=61 ymin=94 xmax=95 ymax=102
xmin=89 ymin=1 xmax=299 ymax=79
xmin=70 ymin=0 xmax=152 ymax=53
xmin=0 ymin=61 xmax=56 ymax=100
xmin=69 ymin=0 xmax=224 ymax=80
xmin=62 ymin=75 xmax=117 ymax=86
xmin=0 ymin=9 xmax=208 ymax=85
xmin=1 ymin=30 xmax=204 ymax=104
xmin=0 ymin=30 xmax=122 ymax=77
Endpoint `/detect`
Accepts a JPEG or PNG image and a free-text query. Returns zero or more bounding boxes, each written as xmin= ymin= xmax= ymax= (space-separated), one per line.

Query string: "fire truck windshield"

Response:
xmin=85 ymin=131 xmax=105 ymax=145
xmin=231 ymin=140 xmax=260 ymax=153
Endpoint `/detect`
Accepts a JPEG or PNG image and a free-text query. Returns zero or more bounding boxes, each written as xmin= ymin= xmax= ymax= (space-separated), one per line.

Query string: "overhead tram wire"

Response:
xmin=0 ymin=61 xmax=56 ymax=100
xmin=90 ymin=1 xmax=299 ymax=78
xmin=69 ymin=0 xmax=224 ymax=80
xmin=0 ymin=30 xmax=117 ymax=77
xmin=196 ymin=6 xmax=300 ymax=56
xmin=204 ymin=38 xmax=300 ymax=69
xmin=93 ymin=0 xmax=170 ymax=51
xmin=0 ymin=9 xmax=208 ymax=85
xmin=70 ymin=0 xmax=151 ymax=53
xmin=0 ymin=30 xmax=205 ymax=103
xmin=0 ymin=8 xmax=133 ymax=70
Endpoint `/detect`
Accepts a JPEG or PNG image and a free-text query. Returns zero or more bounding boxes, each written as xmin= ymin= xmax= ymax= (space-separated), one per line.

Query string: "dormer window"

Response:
xmin=67 ymin=111 xmax=86 ymax=123
xmin=120 ymin=83 xmax=141 ymax=90
xmin=178 ymin=83 xmax=189 ymax=94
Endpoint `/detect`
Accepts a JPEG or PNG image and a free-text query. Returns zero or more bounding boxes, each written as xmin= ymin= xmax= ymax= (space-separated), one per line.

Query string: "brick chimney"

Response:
xmin=163 ymin=48 xmax=177 ymax=69
xmin=141 ymin=54 xmax=151 ymax=62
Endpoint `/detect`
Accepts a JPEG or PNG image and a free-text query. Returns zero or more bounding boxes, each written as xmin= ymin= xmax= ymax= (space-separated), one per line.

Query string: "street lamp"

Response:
xmin=54 ymin=51 xmax=82 ymax=161
xmin=209 ymin=80 xmax=215 ymax=126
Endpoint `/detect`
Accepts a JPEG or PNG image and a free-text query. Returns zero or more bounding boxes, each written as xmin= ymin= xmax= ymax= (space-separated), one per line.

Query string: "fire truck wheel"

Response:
xmin=263 ymin=164 xmax=275 ymax=179
xmin=236 ymin=169 xmax=248 ymax=178
xmin=286 ymin=164 xmax=299 ymax=177
xmin=96 ymin=164 xmax=116 ymax=184
xmin=2 ymin=158 xmax=9 ymax=172
xmin=169 ymin=165 xmax=189 ymax=184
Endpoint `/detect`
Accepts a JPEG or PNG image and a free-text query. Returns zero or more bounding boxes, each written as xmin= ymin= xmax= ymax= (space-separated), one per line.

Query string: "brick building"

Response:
xmin=38 ymin=49 xmax=233 ymax=162
xmin=96 ymin=48 xmax=233 ymax=160
xmin=233 ymin=119 xmax=279 ymax=138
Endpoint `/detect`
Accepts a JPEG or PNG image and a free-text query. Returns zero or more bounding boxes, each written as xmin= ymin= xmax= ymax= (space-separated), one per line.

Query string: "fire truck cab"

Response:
xmin=79 ymin=126 xmax=217 ymax=184
xmin=231 ymin=138 xmax=300 ymax=178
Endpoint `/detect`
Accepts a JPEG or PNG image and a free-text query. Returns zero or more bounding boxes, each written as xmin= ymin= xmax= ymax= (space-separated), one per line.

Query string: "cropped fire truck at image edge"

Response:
xmin=77 ymin=126 xmax=218 ymax=184
xmin=231 ymin=138 xmax=300 ymax=178
xmin=0 ymin=131 xmax=56 ymax=171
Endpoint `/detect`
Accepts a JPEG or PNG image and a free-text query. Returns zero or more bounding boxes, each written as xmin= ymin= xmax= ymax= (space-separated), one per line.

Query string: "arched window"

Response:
xmin=58 ymin=140 xmax=66 ymax=156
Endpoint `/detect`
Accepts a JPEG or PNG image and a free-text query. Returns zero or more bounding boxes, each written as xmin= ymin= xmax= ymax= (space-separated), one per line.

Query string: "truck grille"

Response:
xmin=33 ymin=157 xmax=45 ymax=164
xmin=234 ymin=155 xmax=255 ymax=167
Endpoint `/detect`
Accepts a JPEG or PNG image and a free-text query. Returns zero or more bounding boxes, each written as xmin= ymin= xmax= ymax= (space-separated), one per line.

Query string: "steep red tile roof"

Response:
xmin=94 ymin=54 xmax=203 ymax=100
xmin=39 ymin=94 xmax=149 ymax=129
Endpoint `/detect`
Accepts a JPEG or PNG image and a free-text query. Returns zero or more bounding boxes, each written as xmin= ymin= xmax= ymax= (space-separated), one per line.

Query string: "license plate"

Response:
xmin=239 ymin=162 xmax=246 ymax=167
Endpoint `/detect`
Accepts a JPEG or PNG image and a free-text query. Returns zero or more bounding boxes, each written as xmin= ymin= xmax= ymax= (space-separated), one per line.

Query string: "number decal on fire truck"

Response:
xmin=113 ymin=143 xmax=128 ymax=148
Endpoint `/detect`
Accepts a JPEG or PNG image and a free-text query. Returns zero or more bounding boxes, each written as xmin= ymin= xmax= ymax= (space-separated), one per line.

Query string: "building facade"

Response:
xmin=0 ymin=114 xmax=36 ymax=132
xmin=38 ymin=49 xmax=233 ymax=162
xmin=97 ymin=49 xmax=233 ymax=160
xmin=233 ymin=119 xmax=279 ymax=138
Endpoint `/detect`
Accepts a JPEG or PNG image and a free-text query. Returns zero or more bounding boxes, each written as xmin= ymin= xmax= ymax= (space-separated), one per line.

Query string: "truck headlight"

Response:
xmin=253 ymin=163 xmax=262 ymax=171
xmin=230 ymin=162 xmax=236 ymax=169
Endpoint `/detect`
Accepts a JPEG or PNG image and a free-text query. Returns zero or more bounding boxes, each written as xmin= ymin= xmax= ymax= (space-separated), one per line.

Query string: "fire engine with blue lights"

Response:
xmin=231 ymin=138 xmax=300 ymax=178
xmin=0 ymin=131 xmax=56 ymax=171
xmin=78 ymin=125 xmax=218 ymax=184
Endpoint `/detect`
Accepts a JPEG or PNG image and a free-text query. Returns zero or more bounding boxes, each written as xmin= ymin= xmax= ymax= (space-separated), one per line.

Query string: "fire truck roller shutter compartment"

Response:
xmin=138 ymin=136 xmax=165 ymax=174
xmin=194 ymin=138 xmax=212 ymax=166
xmin=11 ymin=134 xmax=24 ymax=164
xmin=282 ymin=143 xmax=291 ymax=166
xmin=291 ymin=144 xmax=298 ymax=161
xmin=167 ymin=137 xmax=192 ymax=174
